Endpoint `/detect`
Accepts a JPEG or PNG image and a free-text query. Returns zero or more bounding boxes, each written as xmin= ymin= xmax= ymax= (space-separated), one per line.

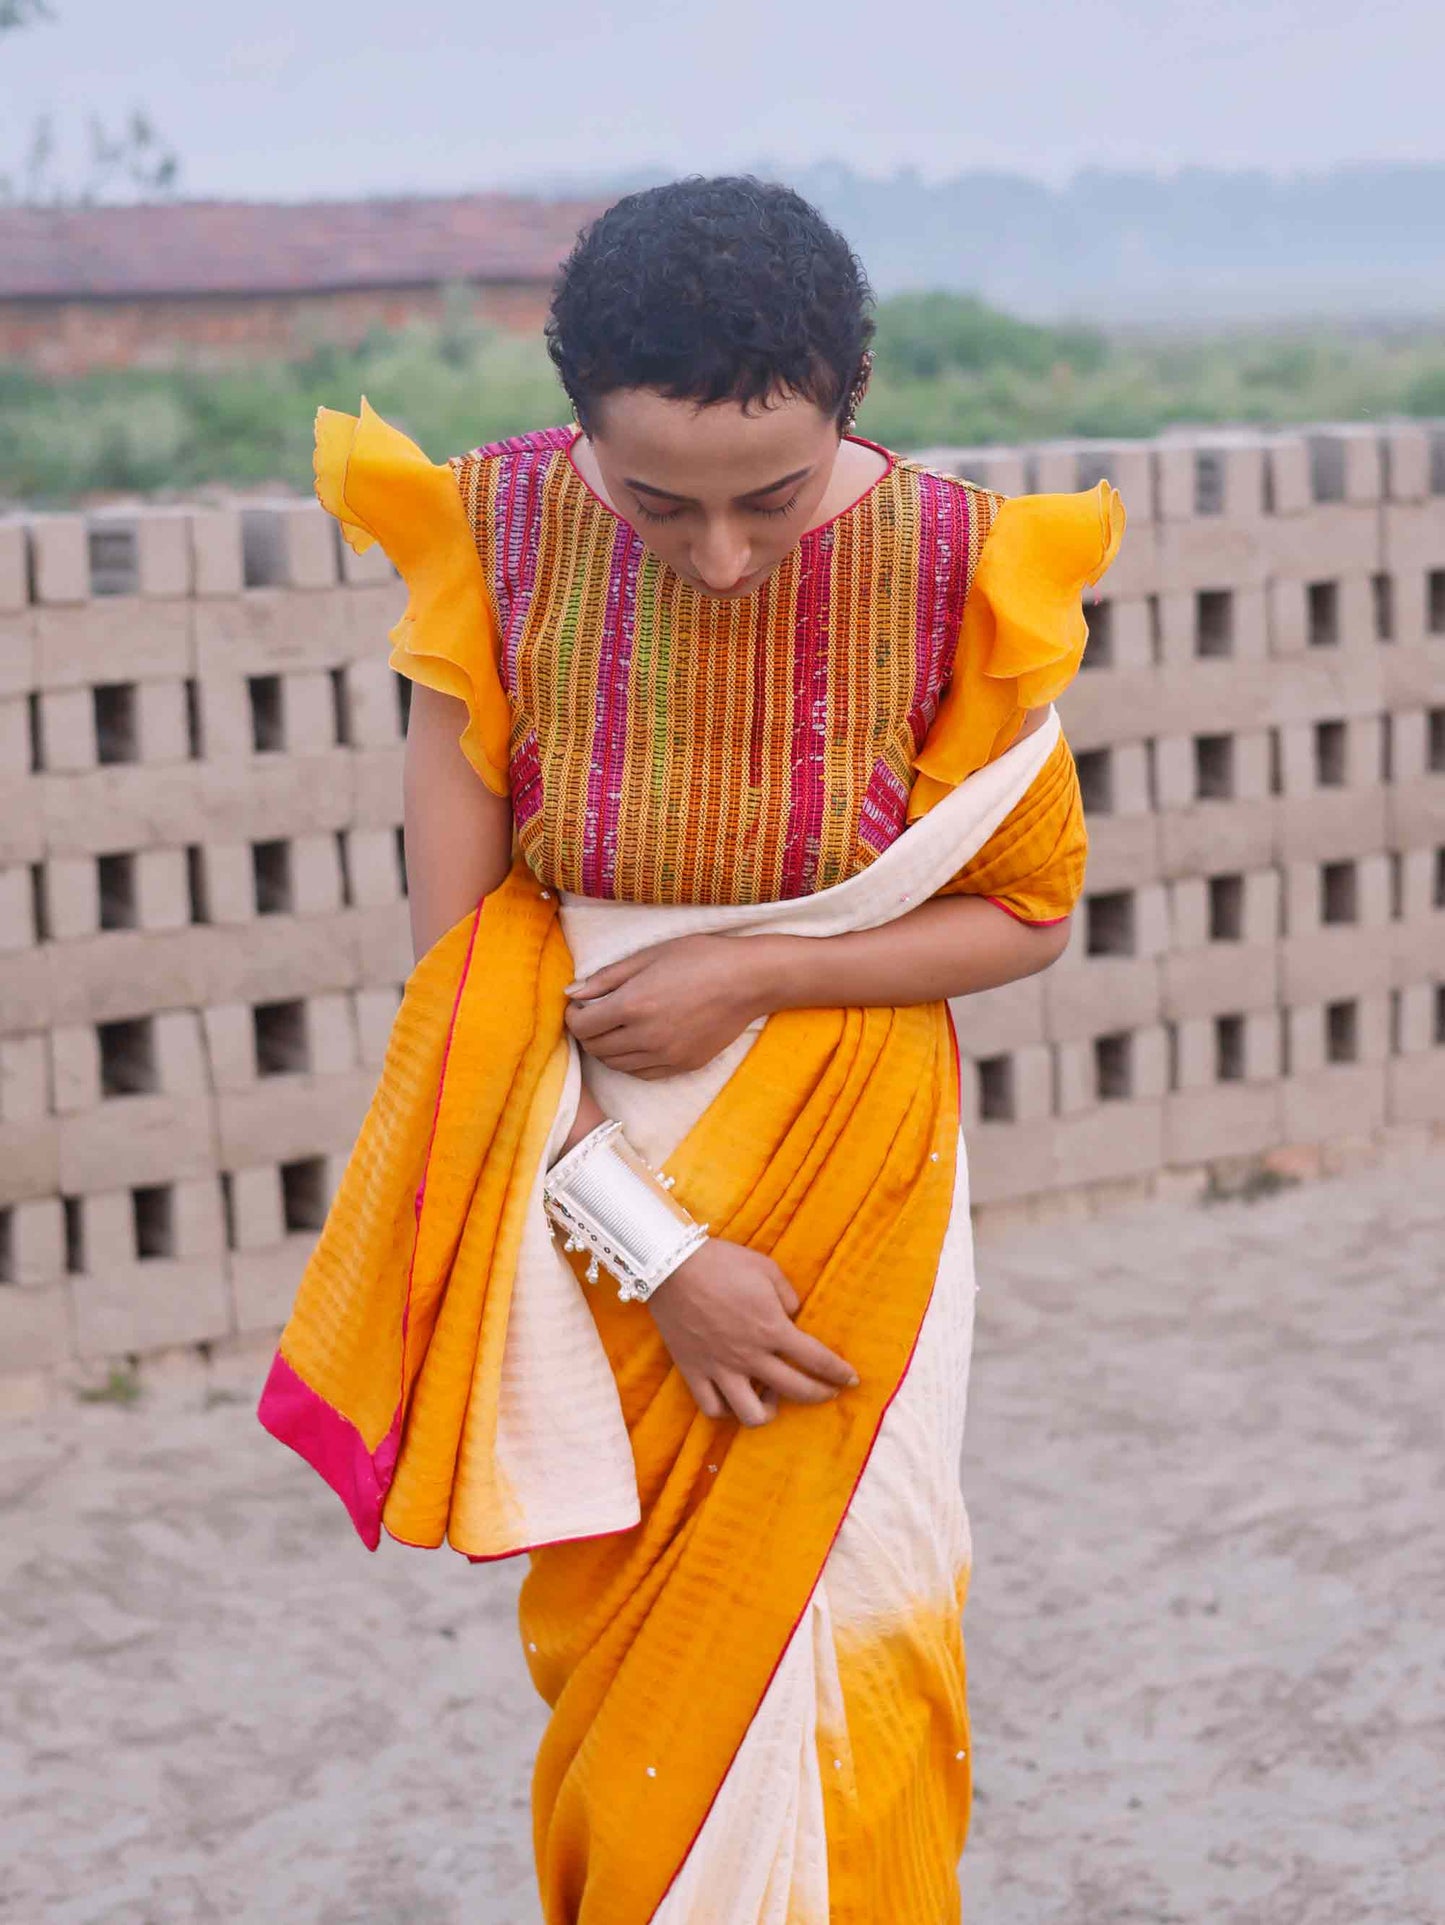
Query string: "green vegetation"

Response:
xmin=3 ymin=292 xmax=1443 ymax=504
xmin=76 ymin=1362 xmax=142 ymax=1406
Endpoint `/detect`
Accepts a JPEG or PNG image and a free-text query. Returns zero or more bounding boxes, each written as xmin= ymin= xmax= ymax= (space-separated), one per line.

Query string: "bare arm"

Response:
xmin=402 ymin=684 xmax=513 ymax=961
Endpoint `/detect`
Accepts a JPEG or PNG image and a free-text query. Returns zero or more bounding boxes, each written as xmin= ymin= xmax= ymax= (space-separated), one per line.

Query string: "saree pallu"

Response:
xmin=260 ymin=709 xmax=1065 ymax=1924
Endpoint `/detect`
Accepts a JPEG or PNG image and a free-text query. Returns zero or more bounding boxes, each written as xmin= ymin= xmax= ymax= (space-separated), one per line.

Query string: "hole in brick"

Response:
xmin=1194 ymin=451 xmax=1225 ymax=516
xmin=1094 ymin=1032 xmax=1133 ymax=1102
xmin=253 ymin=999 xmax=309 ymax=1076
xmin=1147 ymin=595 xmax=1162 ymax=665
xmin=1214 ymin=1013 xmax=1246 ymax=1083
xmin=335 ymin=830 xmax=354 ymax=908
xmin=1268 ymin=727 xmax=1283 ymax=796
xmin=1427 ymin=709 xmax=1445 ymax=773
xmin=1308 ymin=438 xmax=1345 ymax=504
xmin=1081 ymin=599 xmax=1112 ymax=669
xmin=241 ymin=509 xmax=285 ymax=589
xmin=186 ymin=845 xmax=210 ymax=924
xmin=1428 ymin=569 xmax=1445 ymax=637
xmin=1371 ymin=573 xmax=1394 ymax=642
xmin=27 ymin=690 xmax=43 ymax=772
xmin=184 ymin=678 xmax=203 ymax=758
xmin=1389 ymin=988 xmax=1402 ymax=1056
xmin=1434 ymin=848 xmax=1445 ymax=910
xmin=98 ymin=1016 xmax=158 ymax=1096
xmin=93 ymin=683 xmax=139 ymax=764
xmin=1436 ymin=985 xmax=1445 ymax=1047
xmin=1194 ymin=734 xmax=1235 ymax=800
xmin=977 ymin=1055 xmax=1014 ymax=1123
xmin=1325 ymin=999 xmax=1358 ymax=1065
xmin=248 ymin=675 xmax=286 ymax=753
xmin=1314 ymin=720 xmax=1348 ymax=787
xmin=29 ymin=862 xmax=49 ymax=942
xmin=1306 ymin=580 xmax=1339 ymax=648
xmin=394 ymin=824 xmax=408 ymax=898
xmin=281 ymin=1157 xmax=329 ymax=1233
xmin=97 ymin=851 xmax=138 ymax=930
xmin=1380 ymin=715 xmax=1393 ymax=784
xmin=252 ymin=839 xmax=293 ymax=916
xmin=63 ymin=1196 xmax=85 ymax=1275
xmin=0 ymin=1208 xmax=11 ymax=1284
xmin=1388 ymin=852 xmax=1403 ymax=920
xmin=132 ymin=1184 xmax=174 ymax=1260
xmin=1086 ymin=891 xmax=1135 ymax=957
xmin=1075 ymin=748 xmax=1112 ymax=814
xmin=1208 ymin=873 xmax=1245 ymax=941
xmin=88 ymin=522 xmax=138 ymax=596
xmin=395 ymin=672 xmax=414 ymax=733
xmin=1195 ymin=589 xmax=1233 ymax=657
xmin=329 ymin=667 xmax=352 ymax=747
xmin=1320 ymin=860 xmax=1358 ymax=926
xmin=219 ymin=1172 xmax=237 ymax=1252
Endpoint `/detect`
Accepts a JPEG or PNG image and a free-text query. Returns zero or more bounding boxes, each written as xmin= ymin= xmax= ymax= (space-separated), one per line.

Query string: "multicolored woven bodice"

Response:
xmin=451 ymin=430 xmax=1001 ymax=906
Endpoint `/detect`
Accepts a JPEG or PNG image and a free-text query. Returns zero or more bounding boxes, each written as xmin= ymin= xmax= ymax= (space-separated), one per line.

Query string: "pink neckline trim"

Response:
xmin=563 ymin=428 xmax=898 ymax=549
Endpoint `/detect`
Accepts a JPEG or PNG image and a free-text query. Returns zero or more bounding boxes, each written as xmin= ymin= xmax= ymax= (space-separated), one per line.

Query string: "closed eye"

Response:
xmin=633 ymin=488 xmax=803 ymax=526
xmin=754 ymin=489 xmax=802 ymax=519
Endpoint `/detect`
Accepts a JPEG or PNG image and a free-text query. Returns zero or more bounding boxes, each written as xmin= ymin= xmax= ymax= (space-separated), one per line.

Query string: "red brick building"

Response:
xmin=0 ymin=195 xmax=608 ymax=376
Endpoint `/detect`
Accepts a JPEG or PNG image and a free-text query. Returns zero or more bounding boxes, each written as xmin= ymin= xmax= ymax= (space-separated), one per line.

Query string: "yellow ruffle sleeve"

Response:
xmin=909 ymin=479 xmax=1124 ymax=820
xmin=313 ymin=398 xmax=510 ymax=796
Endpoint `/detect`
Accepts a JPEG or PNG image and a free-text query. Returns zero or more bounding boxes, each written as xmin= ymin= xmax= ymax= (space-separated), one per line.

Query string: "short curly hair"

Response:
xmin=546 ymin=176 xmax=874 ymax=432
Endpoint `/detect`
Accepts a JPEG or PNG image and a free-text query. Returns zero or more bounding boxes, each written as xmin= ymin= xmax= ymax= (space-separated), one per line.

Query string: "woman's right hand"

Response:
xmin=647 ymin=1239 xmax=859 ymax=1428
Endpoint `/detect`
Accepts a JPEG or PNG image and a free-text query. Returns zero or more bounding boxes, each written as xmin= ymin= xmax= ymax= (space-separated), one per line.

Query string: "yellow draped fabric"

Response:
xmin=315 ymin=399 xmax=511 ymax=795
xmin=940 ymin=731 xmax=1087 ymax=924
xmin=264 ymin=861 xmax=963 ymax=1917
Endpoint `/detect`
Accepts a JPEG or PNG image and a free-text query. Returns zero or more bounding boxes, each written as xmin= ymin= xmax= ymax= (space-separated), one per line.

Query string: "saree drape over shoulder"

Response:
xmin=263 ymin=403 xmax=1124 ymax=1923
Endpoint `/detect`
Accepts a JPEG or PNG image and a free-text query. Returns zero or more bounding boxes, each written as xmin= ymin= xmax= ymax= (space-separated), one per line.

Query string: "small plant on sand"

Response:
xmin=76 ymin=1362 xmax=142 ymax=1406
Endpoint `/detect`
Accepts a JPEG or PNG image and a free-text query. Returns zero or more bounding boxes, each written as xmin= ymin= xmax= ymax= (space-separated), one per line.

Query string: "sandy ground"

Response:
xmin=2 ymin=1154 xmax=1442 ymax=1925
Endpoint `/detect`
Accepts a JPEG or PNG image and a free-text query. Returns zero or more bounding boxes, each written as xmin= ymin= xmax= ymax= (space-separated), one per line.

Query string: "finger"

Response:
xmin=566 ymin=951 xmax=653 ymax=1000
xmin=716 ymin=1371 xmax=774 ymax=1429
xmin=774 ymin=1325 xmax=859 ymax=1389
xmin=686 ymin=1373 xmax=727 ymax=1421
xmin=753 ymin=1356 xmax=842 ymax=1405
xmin=768 ymin=1270 xmax=801 ymax=1317
xmin=564 ymin=999 xmax=631 ymax=1042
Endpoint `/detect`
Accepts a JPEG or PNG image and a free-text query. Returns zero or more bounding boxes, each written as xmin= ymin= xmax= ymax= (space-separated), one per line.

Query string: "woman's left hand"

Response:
xmin=564 ymin=934 xmax=779 ymax=1078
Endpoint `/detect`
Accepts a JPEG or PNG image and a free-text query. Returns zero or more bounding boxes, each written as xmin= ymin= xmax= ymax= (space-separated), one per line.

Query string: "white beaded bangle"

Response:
xmin=543 ymin=1120 xmax=708 ymax=1304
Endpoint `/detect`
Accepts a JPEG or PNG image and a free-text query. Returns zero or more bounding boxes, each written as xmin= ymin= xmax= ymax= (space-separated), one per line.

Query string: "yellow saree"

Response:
xmin=260 ymin=408 xmax=1123 ymax=1922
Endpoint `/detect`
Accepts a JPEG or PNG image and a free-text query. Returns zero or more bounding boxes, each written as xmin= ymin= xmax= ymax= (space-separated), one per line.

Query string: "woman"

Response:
xmin=260 ymin=176 xmax=1123 ymax=1923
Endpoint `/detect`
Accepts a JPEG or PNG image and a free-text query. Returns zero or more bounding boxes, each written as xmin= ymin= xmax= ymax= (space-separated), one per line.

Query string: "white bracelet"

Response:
xmin=543 ymin=1120 xmax=709 ymax=1304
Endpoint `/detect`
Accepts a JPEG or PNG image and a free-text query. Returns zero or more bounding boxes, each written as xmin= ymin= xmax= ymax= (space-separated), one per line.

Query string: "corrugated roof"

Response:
xmin=0 ymin=195 xmax=608 ymax=301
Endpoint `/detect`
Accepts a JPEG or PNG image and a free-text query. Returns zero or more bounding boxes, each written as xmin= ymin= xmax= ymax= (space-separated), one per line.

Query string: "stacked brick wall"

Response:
xmin=0 ymin=282 xmax=553 ymax=377
xmin=2 ymin=423 xmax=1443 ymax=1391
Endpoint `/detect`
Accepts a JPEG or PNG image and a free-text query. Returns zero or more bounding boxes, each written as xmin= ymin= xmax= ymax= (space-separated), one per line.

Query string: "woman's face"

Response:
xmin=581 ymin=387 xmax=845 ymax=598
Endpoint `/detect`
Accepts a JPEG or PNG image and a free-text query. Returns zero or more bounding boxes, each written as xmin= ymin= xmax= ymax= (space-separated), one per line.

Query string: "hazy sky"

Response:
xmin=2 ymin=0 xmax=1440 ymax=200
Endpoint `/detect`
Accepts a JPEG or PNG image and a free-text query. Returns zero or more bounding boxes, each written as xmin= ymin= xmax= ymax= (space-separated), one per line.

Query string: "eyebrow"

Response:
xmin=624 ymin=465 xmax=813 ymax=505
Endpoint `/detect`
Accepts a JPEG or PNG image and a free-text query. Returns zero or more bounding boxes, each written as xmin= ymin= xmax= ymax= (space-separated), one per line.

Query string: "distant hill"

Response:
xmin=533 ymin=162 xmax=1445 ymax=323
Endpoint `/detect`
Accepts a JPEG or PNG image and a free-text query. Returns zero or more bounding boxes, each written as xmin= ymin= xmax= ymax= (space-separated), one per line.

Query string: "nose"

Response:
xmin=688 ymin=522 xmax=753 ymax=593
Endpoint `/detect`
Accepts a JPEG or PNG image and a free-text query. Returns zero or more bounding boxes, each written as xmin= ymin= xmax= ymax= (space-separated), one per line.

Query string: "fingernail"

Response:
xmin=847 ymin=1374 xmax=860 ymax=1388
xmin=564 ymin=982 xmax=585 ymax=997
